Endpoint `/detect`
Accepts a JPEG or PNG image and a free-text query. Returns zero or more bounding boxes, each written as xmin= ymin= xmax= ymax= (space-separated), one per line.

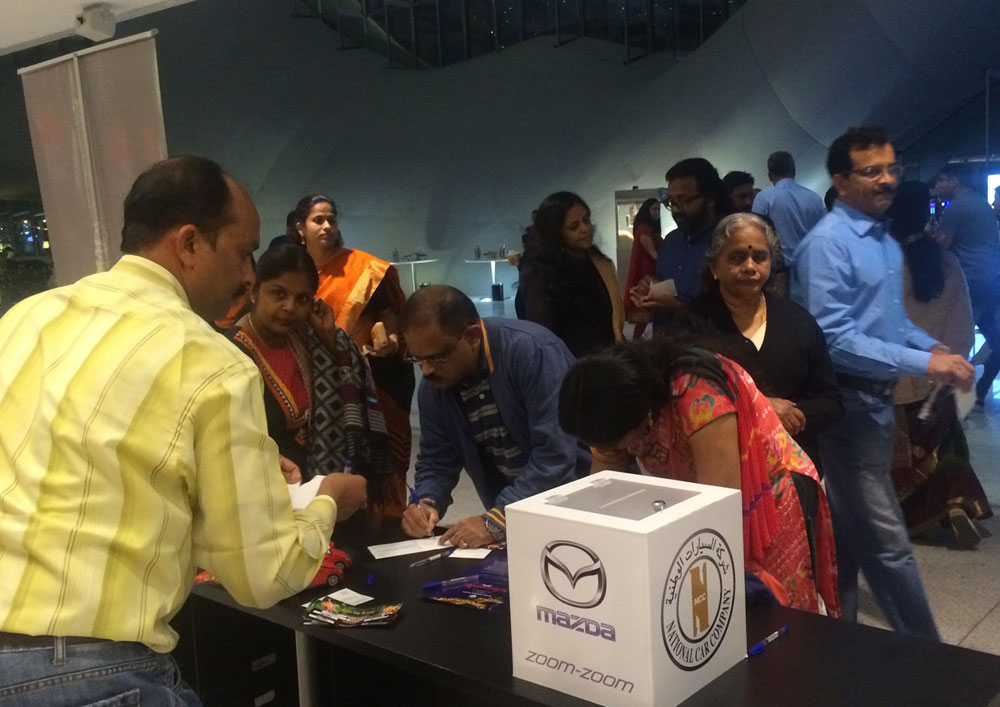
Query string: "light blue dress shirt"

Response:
xmin=752 ymin=177 xmax=826 ymax=253
xmin=791 ymin=201 xmax=938 ymax=380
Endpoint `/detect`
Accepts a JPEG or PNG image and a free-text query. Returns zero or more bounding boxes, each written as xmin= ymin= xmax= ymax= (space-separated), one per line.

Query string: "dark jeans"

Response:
xmin=970 ymin=282 xmax=1000 ymax=399
xmin=0 ymin=638 xmax=200 ymax=706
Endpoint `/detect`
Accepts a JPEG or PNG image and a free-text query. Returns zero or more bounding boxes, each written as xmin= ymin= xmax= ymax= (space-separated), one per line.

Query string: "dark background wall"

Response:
xmin=2 ymin=0 xmax=1000 ymax=295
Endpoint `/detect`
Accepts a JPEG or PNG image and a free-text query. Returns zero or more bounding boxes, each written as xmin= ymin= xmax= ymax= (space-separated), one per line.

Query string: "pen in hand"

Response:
xmin=408 ymin=485 xmax=433 ymax=536
xmin=748 ymin=625 xmax=789 ymax=656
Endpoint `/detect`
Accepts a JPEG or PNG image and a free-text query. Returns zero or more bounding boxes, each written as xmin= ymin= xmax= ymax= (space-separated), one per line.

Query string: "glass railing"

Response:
xmin=293 ymin=0 xmax=747 ymax=67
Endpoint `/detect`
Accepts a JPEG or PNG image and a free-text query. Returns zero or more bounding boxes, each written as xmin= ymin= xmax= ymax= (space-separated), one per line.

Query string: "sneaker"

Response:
xmin=948 ymin=508 xmax=980 ymax=550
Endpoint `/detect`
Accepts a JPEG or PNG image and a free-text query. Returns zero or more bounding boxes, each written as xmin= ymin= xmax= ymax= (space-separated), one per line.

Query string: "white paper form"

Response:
xmin=367 ymin=537 xmax=452 ymax=560
xmin=449 ymin=548 xmax=491 ymax=559
xmin=287 ymin=475 xmax=324 ymax=510
xmin=649 ymin=278 xmax=678 ymax=299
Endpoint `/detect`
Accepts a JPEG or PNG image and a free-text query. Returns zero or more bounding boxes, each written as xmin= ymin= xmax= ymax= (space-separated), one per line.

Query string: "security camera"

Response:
xmin=75 ymin=3 xmax=117 ymax=42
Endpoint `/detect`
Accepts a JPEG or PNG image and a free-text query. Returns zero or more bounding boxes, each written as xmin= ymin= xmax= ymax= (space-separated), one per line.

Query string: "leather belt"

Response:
xmin=836 ymin=373 xmax=896 ymax=398
xmin=0 ymin=631 xmax=108 ymax=648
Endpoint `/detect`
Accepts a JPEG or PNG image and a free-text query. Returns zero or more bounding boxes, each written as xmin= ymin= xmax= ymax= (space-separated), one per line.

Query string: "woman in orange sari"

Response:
xmin=292 ymin=194 xmax=413 ymax=513
xmin=559 ymin=339 xmax=840 ymax=616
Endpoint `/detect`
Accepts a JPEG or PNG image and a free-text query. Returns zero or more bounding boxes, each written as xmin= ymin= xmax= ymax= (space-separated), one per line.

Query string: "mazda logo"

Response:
xmin=540 ymin=540 xmax=606 ymax=609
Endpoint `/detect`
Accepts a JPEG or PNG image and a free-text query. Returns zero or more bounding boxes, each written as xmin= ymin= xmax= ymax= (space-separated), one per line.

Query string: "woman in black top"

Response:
xmin=516 ymin=191 xmax=623 ymax=357
xmin=670 ymin=212 xmax=842 ymax=470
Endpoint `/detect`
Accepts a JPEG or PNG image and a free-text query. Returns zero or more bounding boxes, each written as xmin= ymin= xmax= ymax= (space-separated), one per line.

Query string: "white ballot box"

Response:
xmin=507 ymin=470 xmax=746 ymax=706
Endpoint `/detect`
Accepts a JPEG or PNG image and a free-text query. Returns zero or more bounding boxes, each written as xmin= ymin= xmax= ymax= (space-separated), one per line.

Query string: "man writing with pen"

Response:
xmin=399 ymin=286 xmax=590 ymax=548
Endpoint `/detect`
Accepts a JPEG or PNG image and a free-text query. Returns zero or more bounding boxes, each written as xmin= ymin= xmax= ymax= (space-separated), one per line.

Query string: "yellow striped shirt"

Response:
xmin=0 ymin=255 xmax=336 ymax=652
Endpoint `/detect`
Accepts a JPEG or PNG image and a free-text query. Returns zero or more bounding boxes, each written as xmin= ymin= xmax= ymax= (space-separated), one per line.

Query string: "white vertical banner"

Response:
xmin=19 ymin=32 xmax=167 ymax=286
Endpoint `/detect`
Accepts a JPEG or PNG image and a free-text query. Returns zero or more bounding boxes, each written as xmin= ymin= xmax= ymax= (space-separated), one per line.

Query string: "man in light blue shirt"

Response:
xmin=752 ymin=151 xmax=826 ymax=254
xmin=792 ymin=127 xmax=974 ymax=639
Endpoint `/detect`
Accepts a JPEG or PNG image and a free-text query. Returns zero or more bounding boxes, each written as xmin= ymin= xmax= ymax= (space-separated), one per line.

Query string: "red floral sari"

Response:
xmin=630 ymin=357 xmax=840 ymax=616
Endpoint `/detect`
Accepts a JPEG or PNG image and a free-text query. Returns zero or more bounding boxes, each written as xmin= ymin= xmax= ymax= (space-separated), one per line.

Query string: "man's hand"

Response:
xmin=630 ymin=276 xmax=680 ymax=312
xmin=767 ymin=397 xmax=806 ymax=436
xmin=278 ymin=455 xmax=302 ymax=484
xmin=367 ymin=322 xmax=400 ymax=358
xmin=317 ymin=473 xmax=368 ymax=521
xmin=926 ymin=351 xmax=975 ymax=392
xmin=401 ymin=502 xmax=439 ymax=538
xmin=440 ymin=516 xmax=495 ymax=549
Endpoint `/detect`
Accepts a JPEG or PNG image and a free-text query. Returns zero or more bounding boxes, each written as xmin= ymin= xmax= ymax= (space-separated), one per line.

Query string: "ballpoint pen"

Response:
xmin=422 ymin=575 xmax=480 ymax=591
xmin=748 ymin=625 xmax=789 ymax=656
xmin=409 ymin=548 xmax=453 ymax=568
xmin=408 ymin=485 xmax=432 ymax=534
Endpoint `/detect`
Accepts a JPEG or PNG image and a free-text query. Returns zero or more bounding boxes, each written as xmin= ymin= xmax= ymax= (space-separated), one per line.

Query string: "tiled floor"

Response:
xmin=408 ymin=375 xmax=1000 ymax=656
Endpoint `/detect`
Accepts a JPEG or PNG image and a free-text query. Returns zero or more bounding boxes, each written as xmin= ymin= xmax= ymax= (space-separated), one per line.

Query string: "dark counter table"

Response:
xmin=177 ymin=512 xmax=1000 ymax=706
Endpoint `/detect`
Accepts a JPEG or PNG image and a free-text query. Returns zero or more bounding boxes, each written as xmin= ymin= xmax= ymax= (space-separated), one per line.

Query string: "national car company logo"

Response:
xmin=661 ymin=529 xmax=736 ymax=671
xmin=540 ymin=540 xmax=606 ymax=609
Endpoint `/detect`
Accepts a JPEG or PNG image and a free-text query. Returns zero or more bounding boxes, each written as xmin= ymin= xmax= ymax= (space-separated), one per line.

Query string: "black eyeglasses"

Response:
xmin=403 ymin=338 xmax=461 ymax=366
xmin=848 ymin=164 xmax=904 ymax=181
xmin=663 ymin=194 xmax=703 ymax=210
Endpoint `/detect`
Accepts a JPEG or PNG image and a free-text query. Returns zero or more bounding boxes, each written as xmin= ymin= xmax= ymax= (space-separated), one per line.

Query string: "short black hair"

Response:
xmin=400 ymin=285 xmax=479 ymax=337
xmin=255 ymin=244 xmax=319 ymax=293
xmin=665 ymin=157 xmax=723 ymax=200
xmin=935 ymin=162 xmax=978 ymax=190
xmin=722 ymin=170 xmax=754 ymax=193
xmin=826 ymin=126 xmax=890 ymax=177
xmin=767 ymin=151 xmax=796 ymax=177
xmin=120 ymin=155 xmax=233 ymax=254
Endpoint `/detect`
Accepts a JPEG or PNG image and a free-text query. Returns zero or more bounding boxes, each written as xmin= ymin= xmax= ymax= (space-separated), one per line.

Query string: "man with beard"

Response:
xmin=932 ymin=164 xmax=1000 ymax=406
xmin=792 ymin=127 xmax=974 ymax=639
xmin=632 ymin=158 xmax=724 ymax=330
xmin=723 ymin=170 xmax=756 ymax=213
xmin=399 ymin=286 xmax=589 ymax=548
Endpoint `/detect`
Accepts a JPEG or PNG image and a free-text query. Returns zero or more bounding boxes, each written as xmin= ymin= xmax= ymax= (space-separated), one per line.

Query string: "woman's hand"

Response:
xmin=767 ymin=397 xmax=806 ymax=436
xmin=309 ymin=299 xmax=338 ymax=337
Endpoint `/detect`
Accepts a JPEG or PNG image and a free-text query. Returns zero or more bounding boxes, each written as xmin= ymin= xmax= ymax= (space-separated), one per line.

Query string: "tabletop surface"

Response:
xmin=192 ymin=513 xmax=1000 ymax=707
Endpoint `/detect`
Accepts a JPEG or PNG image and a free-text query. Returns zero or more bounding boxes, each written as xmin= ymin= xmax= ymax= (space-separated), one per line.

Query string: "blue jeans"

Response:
xmin=0 ymin=638 xmax=201 ymax=706
xmin=818 ymin=389 xmax=940 ymax=640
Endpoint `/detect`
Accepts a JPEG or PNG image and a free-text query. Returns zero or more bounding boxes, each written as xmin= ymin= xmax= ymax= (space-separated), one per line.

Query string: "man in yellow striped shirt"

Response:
xmin=0 ymin=156 xmax=367 ymax=705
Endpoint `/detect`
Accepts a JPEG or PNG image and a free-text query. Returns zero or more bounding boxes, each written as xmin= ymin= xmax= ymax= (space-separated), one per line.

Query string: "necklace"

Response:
xmin=248 ymin=313 xmax=286 ymax=348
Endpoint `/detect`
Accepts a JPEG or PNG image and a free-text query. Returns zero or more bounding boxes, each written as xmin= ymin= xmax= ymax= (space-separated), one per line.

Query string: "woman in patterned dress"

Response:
xmin=226 ymin=244 xmax=396 ymax=507
xmin=559 ymin=339 xmax=840 ymax=616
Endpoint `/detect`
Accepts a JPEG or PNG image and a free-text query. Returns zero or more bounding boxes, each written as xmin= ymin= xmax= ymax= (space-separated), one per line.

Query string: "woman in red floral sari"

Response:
xmin=559 ymin=339 xmax=840 ymax=616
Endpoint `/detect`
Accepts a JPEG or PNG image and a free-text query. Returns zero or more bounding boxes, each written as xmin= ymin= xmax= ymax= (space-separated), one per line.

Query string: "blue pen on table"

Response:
xmin=422 ymin=575 xmax=480 ymax=591
xmin=748 ymin=625 xmax=789 ymax=656
xmin=409 ymin=548 xmax=453 ymax=568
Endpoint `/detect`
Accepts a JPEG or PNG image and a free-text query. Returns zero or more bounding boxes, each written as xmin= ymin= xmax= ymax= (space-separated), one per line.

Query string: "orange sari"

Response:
xmin=314 ymin=249 xmax=412 ymax=514
xmin=315 ymin=249 xmax=403 ymax=346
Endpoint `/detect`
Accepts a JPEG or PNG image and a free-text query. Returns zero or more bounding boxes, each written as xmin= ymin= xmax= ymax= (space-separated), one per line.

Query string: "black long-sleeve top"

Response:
xmin=670 ymin=289 xmax=843 ymax=468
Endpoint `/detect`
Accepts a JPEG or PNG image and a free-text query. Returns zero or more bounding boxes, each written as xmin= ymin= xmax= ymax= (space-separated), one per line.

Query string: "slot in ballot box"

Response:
xmin=507 ymin=470 xmax=746 ymax=707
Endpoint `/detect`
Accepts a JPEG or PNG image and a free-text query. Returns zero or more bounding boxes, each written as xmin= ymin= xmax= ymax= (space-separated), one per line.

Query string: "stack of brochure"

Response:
xmin=303 ymin=596 xmax=402 ymax=628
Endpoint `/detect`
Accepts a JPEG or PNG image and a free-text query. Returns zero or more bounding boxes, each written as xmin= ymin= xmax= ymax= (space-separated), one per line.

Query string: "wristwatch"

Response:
xmin=482 ymin=514 xmax=506 ymax=542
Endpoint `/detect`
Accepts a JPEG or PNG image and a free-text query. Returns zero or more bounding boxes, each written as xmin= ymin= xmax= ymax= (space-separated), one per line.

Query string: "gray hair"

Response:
xmin=705 ymin=212 xmax=783 ymax=266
